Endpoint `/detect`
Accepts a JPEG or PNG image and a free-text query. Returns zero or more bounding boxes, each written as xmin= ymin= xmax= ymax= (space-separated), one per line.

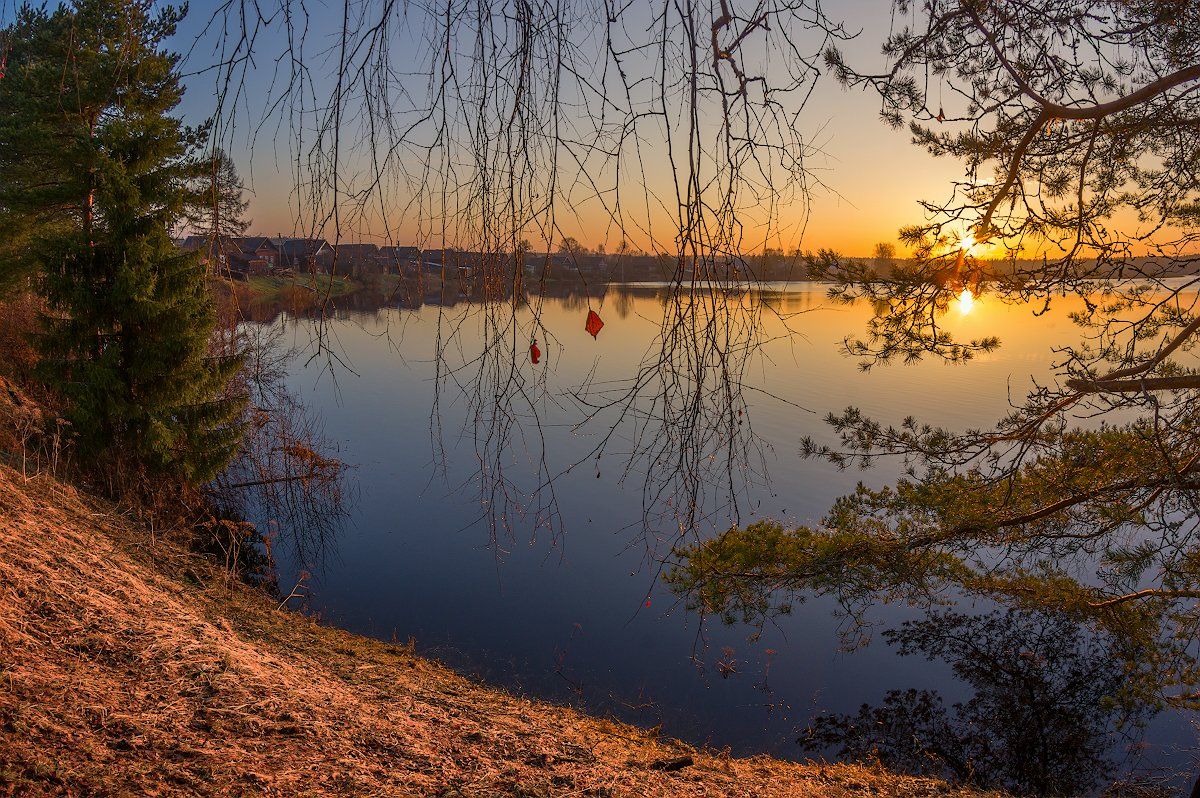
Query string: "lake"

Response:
xmin=257 ymin=280 xmax=1197 ymax=784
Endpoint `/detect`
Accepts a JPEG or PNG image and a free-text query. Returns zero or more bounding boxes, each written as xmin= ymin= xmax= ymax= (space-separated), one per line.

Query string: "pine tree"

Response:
xmin=12 ymin=0 xmax=246 ymax=483
xmin=204 ymin=149 xmax=252 ymax=239
xmin=0 ymin=6 xmax=83 ymax=294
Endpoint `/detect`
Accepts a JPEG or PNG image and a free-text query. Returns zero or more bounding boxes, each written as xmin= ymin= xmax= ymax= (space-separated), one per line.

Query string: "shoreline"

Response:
xmin=0 ymin=462 xmax=988 ymax=797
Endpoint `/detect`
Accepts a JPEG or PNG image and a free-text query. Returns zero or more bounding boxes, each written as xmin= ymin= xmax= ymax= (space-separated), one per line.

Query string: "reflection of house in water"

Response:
xmin=762 ymin=286 xmax=817 ymax=314
xmin=222 ymin=275 xmax=750 ymax=326
xmin=423 ymin=288 xmax=459 ymax=307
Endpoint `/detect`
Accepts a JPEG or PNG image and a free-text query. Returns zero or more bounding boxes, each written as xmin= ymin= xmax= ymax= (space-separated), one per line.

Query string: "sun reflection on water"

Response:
xmin=956 ymin=288 xmax=975 ymax=315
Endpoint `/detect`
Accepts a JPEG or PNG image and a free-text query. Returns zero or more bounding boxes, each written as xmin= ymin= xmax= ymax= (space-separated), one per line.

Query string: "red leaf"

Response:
xmin=585 ymin=309 xmax=604 ymax=338
xmin=530 ymin=341 xmax=541 ymax=364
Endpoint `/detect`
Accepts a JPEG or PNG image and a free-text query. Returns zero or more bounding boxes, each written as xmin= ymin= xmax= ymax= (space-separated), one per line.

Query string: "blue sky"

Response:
xmin=163 ymin=0 xmax=963 ymax=253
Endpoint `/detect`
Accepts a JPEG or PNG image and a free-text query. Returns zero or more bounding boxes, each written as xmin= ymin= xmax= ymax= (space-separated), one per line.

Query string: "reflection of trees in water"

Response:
xmin=670 ymin=516 xmax=1198 ymax=788
xmin=194 ymin=0 xmax=1200 ymax=575
xmin=198 ymin=0 xmax=1200 ymax=762
xmin=193 ymin=0 xmax=854 ymax=560
xmin=414 ymin=274 xmax=807 ymax=554
xmin=233 ymin=281 xmax=814 ymax=555
xmin=211 ymin=320 xmax=352 ymax=571
xmin=802 ymin=609 xmax=1154 ymax=798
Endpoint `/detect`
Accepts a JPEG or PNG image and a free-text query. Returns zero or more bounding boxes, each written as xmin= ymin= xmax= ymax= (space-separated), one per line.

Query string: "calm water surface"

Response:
xmin=263 ymin=282 xmax=1197 ymax=778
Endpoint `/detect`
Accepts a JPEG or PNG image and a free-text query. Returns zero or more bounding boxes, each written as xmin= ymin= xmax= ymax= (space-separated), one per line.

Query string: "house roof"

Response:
xmin=336 ymin=243 xmax=380 ymax=257
xmin=180 ymin=235 xmax=242 ymax=254
xmin=228 ymin=236 xmax=279 ymax=253
xmin=275 ymin=238 xmax=331 ymax=257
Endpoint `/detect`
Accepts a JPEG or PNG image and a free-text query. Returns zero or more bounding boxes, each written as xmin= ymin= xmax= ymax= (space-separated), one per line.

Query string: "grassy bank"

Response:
xmin=0 ymin=380 xmax=988 ymax=796
xmin=208 ymin=273 xmax=362 ymax=322
xmin=241 ymin=273 xmax=359 ymax=301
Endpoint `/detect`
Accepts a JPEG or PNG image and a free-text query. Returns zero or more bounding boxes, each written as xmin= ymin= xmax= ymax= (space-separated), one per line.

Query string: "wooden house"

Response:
xmin=227 ymin=237 xmax=281 ymax=275
xmin=276 ymin=238 xmax=334 ymax=273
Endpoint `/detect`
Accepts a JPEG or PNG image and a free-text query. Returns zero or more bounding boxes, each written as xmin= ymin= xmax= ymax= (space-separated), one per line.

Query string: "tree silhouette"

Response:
xmin=664 ymin=1 xmax=1200 ymax=713
xmin=801 ymin=609 xmax=1154 ymax=797
xmin=185 ymin=147 xmax=252 ymax=263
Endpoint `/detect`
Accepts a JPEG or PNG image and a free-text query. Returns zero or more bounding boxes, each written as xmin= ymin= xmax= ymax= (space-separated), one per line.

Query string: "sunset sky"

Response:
xmin=170 ymin=1 xmax=969 ymax=257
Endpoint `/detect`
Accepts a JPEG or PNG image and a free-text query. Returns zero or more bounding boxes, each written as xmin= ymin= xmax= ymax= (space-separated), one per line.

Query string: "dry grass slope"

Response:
xmin=0 ymin=465 xmax=992 ymax=796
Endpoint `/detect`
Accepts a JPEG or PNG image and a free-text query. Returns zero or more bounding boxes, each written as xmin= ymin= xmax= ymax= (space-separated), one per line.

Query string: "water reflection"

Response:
xmin=955 ymin=287 xmax=975 ymax=315
xmin=237 ymin=281 xmax=1198 ymax=792
xmin=801 ymin=609 xmax=1154 ymax=797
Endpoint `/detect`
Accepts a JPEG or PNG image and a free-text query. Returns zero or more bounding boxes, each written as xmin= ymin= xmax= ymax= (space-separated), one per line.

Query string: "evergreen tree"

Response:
xmin=0 ymin=6 xmax=82 ymax=294
xmin=8 ymin=0 xmax=245 ymax=483
xmin=203 ymin=148 xmax=252 ymax=239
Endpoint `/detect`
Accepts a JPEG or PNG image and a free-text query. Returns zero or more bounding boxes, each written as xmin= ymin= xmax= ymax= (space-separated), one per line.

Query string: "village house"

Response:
xmin=227 ymin=237 xmax=281 ymax=275
xmin=179 ymin=235 xmax=246 ymax=276
xmin=177 ymin=235 xmax=281 ymax=277
xmin=420 ymin=249 xmax=482 ymax=282
xmin=177 ymin=235 xmax=673 ymax=284
xmin=275 ymin=238 xmax=334 ymax=273
xmin=334 ymin=243 xmax=382 ymax=276
xmin=381 ymin=246 xmax=422 ymax=274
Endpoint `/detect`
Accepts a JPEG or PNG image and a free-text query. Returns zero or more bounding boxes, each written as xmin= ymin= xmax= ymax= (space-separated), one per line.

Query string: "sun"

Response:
xmin=959 ymin=232 xmax=977 ymax=253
